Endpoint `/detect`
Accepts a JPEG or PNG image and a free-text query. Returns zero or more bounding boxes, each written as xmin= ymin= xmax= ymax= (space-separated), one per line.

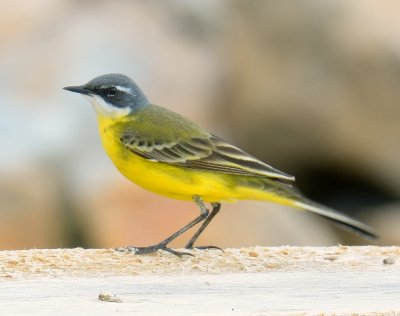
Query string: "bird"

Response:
xmin=64 ymin=73 xmax=377 ymax=256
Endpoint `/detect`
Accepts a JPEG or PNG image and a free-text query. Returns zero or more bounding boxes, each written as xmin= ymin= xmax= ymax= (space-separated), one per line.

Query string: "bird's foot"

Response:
xmin=116 ymin=244 xmax=193 ymax=257
xmin=185 ymin=245 xmax=224 ymax=252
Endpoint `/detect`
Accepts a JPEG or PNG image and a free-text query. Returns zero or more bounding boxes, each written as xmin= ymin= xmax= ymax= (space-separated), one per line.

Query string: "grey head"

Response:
xmin=64 ymin=74 xmax=149 ymax=116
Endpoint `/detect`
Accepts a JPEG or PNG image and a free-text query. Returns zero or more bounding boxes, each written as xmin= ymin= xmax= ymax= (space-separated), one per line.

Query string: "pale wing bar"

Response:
xmin=205 ymin=136 xmax=295 ymax=180
xmin=120 ymin=134 xmax=212 ymax=163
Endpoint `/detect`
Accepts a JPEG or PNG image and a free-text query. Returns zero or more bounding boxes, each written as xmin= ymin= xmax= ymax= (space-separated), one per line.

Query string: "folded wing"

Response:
xmin=120 ymin=132 xmax=295 ymax=181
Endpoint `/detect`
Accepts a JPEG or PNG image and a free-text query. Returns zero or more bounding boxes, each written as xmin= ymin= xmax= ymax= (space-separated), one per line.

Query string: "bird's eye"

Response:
xmin=106 ymin=87 xmax=118 ymax=98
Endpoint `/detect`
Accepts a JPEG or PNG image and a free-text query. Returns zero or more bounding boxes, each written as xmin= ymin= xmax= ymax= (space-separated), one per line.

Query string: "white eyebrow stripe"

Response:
xmin=115 ymin=85 xmax=133 ymax=93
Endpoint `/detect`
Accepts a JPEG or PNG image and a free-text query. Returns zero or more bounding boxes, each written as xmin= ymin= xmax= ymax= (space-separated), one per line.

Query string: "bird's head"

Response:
xmin=64 ymin=74 xmax=149 ymax=117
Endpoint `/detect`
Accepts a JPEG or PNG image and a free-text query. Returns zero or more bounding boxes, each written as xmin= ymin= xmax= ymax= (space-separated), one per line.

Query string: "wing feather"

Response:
xmin=120 ymin=132 xmax=294 ymax=181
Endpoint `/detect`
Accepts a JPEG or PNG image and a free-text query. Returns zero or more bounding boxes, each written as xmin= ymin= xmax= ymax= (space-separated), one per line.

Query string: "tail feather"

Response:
xmin=244 ymin=177 xmax=378 ymax=240
xmin=293 ymin=199 xmax=378 ymax=240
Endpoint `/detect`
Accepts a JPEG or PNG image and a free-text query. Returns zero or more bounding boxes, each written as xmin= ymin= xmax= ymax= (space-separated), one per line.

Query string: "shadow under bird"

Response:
xmin=64 ymin=74 xmax=377 ymax=256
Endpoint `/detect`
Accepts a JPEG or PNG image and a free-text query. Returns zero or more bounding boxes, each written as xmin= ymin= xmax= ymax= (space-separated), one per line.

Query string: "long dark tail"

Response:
xmin=292 ymin=198 xmax=377 ymax=240
xmin=251 ymin=177 xmax=378 ymax=240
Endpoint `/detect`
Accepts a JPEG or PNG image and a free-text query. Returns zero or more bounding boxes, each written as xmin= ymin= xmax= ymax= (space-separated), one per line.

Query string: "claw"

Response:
xmin=185 ymin=245 xmax=224 ymax=252
xmin=115 ymin=245 xmax=193 ymax=257
xmin=161 ymin=247 xmax=194 ymax=257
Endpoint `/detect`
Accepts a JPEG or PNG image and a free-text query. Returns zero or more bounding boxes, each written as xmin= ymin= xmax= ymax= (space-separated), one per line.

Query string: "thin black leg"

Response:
xmin=117 ymin=195 xmax=209 ymax=257
xmin=185 ymin=202 xmax=221 ymax=249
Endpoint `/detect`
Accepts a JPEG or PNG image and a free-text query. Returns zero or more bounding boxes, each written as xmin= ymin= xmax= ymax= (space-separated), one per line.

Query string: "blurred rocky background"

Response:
xmin=0 ymin=0 xmax=399 ymax=250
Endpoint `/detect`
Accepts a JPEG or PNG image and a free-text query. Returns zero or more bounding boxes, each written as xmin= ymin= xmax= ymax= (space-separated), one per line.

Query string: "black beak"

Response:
xmin=63 ymin=85 xmax=91 ymax=95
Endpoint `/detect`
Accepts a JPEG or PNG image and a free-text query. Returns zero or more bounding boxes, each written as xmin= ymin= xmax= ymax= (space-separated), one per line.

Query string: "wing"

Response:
xmin=119 ymin=105 xmax=294 ymax=181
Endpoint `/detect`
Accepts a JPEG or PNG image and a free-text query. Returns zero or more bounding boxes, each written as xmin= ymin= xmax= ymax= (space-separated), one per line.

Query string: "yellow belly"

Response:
xmin=102 ymin=136 xmax=234 ymax=201
xmin=97 ymin=117 xmax=295 ymax=205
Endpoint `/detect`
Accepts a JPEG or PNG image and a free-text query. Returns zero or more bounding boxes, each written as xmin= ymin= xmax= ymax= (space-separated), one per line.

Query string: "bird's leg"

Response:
xmin=117 ymin=195 xmax=209 ymax=257
xmin=185 ymin=202 xmax=222 ymax=251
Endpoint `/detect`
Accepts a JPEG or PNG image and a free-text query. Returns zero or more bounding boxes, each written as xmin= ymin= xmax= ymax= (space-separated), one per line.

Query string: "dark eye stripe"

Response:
xmin=104 ymin=87 xmax=117 ymax=97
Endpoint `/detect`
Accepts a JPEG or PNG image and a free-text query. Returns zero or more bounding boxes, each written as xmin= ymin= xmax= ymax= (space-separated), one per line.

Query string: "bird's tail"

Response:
xmin=243 ymin=177 xmax=378 ymax=240
xmin=291 ymin=198 xmax=377 ymax=240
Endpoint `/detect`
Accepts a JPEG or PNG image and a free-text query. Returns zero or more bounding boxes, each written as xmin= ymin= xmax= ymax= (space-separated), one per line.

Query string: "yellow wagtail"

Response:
xmin=64 ymin=74 xmax=377 ymax=256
